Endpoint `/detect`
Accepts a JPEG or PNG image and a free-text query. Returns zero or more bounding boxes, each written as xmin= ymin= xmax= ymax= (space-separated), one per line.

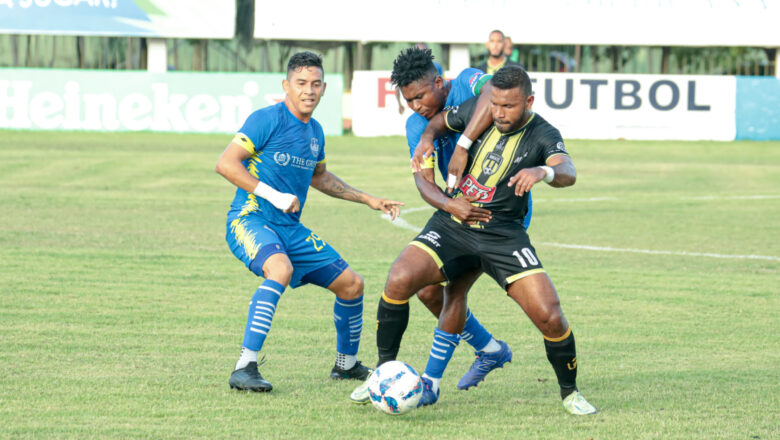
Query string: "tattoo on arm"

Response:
xmin=314 ymin=171 xmax=365 ymax=203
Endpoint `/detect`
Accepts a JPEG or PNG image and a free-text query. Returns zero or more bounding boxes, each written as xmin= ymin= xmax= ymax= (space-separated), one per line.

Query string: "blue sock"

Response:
xmin=424 ymin=328 xmax=461 ymax=379
xmin=333 ymin=295 xmax=363 ymax=356
xmin=460 ymin=309 xmax=493 ymax=352
xmin=241 ymin=279 xmax=285 ymax=351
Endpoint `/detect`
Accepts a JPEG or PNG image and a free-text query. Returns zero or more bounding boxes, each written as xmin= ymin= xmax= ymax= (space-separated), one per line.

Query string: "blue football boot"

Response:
xmin=457 ymin=340 xmax=512 ymax=390
xmin=417 ymin=377 xmax=440 ymax=407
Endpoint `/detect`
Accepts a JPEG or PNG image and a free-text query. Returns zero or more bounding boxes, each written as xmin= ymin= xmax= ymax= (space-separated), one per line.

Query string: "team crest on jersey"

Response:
xmin=274 ymin=152 xmax=291 ymax=166
xmin=459 ymin=174 xmax=496 ymax=202
xmin=310 ymin=137 xmax=320 ymax=158
xmin=482 ymin=152 xmax=503 ymax=176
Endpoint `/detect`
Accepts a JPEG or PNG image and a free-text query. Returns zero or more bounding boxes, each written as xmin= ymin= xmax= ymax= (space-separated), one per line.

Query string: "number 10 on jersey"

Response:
xmin=512 ymin=248 xmax=539 ymax=268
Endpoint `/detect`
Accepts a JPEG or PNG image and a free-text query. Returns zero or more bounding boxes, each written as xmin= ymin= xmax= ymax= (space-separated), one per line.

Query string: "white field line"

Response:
xmin=380 ymin=198 xmax=780 ymax=262
xmin=679 ymin=195 xmax=780 ymax=201
xmin=391 ymin=195 xmax=780 ymax=207
xmin=536 ymin=242 xmax=780 ymax=262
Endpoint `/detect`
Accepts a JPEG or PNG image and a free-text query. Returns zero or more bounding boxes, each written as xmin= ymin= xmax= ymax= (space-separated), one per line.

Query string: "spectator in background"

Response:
xmin=504 ymin=36 xmax=520 ymax=63
xmin=475 ymin=30 xmax=524 ymax=74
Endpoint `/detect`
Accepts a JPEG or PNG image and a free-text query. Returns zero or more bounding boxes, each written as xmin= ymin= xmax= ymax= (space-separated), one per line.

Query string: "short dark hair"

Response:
xmin=390 ymin=47 xmax=440 ymax=88
xmin=491 ymin=66 xmax=532 ymax=96
xmin=489 ymin=29 xmax=505 ymax=39
xmin=287 ymin=51 xmax=323 ymax=76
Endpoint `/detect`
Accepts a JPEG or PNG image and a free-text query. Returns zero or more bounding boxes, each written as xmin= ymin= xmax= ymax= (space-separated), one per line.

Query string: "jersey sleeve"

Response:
xmin=231 ymin=108 xmax=277 ymax=154
xmin=539 ymin=124 xmax=569 ymax=162
xmin=444 ymin=95 xmax=479 ymax=133
xmin=455 ymin=68 xmax=491 ymax=96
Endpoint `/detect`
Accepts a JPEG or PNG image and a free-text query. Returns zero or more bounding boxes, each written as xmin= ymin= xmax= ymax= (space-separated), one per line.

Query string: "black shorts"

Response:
xmin=411 ymin=211 xmax=545 ymax=290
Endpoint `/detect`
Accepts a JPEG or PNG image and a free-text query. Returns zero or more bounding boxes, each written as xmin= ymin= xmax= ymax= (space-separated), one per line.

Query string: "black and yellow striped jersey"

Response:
xmin=444 ymin=95 xmax=569 ymax=227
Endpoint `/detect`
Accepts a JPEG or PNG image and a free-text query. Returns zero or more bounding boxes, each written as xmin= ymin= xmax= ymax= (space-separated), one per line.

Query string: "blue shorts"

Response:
xmin=226 ymin=213 xmax=348 ymax=289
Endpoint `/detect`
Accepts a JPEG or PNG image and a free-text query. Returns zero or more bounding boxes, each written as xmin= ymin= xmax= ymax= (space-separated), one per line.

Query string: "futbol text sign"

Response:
xmin=0 ymin=69 xmax=343 ymax=135
xmin=351 ymin=71 xmax=736 ymax=141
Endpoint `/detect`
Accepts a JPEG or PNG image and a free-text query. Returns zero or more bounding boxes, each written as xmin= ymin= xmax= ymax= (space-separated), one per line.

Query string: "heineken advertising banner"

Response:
xmin=0 ymin=69 xmax=343 ymax=135
xmin=0 ymin=0 xmax=235 ymax=38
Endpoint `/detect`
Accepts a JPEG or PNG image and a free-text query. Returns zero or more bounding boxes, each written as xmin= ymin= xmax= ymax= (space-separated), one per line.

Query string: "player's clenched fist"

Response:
xmin=283 ymin=196 xmax=300 ymax=214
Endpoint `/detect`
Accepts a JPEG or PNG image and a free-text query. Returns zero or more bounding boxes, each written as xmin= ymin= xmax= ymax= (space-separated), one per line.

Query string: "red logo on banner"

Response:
xmin=459 ymin=174 xmax=495 ymax=202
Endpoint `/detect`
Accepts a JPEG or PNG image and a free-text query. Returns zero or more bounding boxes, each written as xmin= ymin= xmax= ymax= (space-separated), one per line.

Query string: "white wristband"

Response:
xmin=447 ymin=174 xmax=458 ymax=189
xmin=456 ymin=134 xmax=473 ymax=150
xmin=253 ymin=181 xmax=296 ymax=211
xmin=540 ymin=166 xmax=555 ymax=184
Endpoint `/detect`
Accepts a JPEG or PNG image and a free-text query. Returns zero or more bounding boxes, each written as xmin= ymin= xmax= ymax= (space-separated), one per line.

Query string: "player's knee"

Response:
xmin=539 ymin=308 xmax=566 ymax=335
xmin=340 ymin=271 xmax=364 ymax=300
xmin=385 ymin=266 xmax=416 ymax=300
xmin=263 ymin=258 xmax=293 ymax=286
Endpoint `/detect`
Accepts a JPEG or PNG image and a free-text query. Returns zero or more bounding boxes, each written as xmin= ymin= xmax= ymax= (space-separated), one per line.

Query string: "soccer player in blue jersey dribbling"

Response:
xmin=216 ymin=52 xmax=404 ymax=392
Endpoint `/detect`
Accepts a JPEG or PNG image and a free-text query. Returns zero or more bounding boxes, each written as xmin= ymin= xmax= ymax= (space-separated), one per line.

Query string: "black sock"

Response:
xmin=544 ymin=329 xmax=578 ymax=399
xmin=376 ymin=294 xmax=409 ymax=367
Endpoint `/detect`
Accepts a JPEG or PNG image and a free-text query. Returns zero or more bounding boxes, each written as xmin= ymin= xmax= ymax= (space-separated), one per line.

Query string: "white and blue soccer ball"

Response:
xmin=367 ymin=360 xmax=423 ymax=415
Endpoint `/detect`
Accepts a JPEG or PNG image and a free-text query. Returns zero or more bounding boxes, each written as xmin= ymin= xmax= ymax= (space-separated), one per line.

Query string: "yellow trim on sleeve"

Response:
xmin=546 ymin=152 xmax=569 ymax=162
xmin=505 ymin=268 xmax=546 ymax=285
xmin=232 ymin=132 xmax=255 ymax=154
xmin=443 ymin=110 xmax=462 ymax=133
xmin=543 ymin=327 xmax=572 ymax=343
xmin=409 ymin=241 xmax=444 ymax=268
xmin=318 ymin=158 xmax=327 ymax=164
xmin=381 ymin=291 xmax=409 ymax=305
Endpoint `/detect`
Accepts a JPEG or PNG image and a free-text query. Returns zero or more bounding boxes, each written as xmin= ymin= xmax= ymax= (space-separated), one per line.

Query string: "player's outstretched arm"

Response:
xmin=507 ymin=154 xmax=576 ymax=196
xmin=414 ymin=168 xmax=492 ymax=224
xmin=310 ymin=162 xmax=403 ymax=220
xmin=215 ymin=142 xmax=299 ymax=213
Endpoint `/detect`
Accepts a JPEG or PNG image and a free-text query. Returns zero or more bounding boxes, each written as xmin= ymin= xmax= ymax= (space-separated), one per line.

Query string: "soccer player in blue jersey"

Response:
xmin=350 ymin=48 xmax=520 ymax=403
xmin=216 ymin=52 xmax=403 ymax=392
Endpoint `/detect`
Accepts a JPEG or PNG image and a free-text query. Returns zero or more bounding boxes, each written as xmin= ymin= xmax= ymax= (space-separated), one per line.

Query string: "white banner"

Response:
xmin=255 ymin=0 xmax=780 ymax=47
xmin=351 ymin=71 xmax=736 ymax=141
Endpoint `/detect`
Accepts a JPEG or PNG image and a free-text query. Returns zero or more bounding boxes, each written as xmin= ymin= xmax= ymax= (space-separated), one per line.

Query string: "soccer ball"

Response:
xmin=367 ymin=360 xmax=423 ymax=415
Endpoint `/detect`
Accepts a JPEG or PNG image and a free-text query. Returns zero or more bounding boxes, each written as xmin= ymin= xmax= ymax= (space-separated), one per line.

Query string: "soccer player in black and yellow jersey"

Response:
xmin=395 ymin=66 xmax=597 ymax=414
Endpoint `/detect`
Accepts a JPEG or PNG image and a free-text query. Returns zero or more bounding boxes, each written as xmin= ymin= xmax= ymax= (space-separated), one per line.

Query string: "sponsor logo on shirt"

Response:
xmin=274 ymin=152 xmax=291 ymax=166
xmin=418 ymin=230 xmax=442 ymax=248
xmin=459 ymin=174 xmax=496 ymax=202
xmin=273 ymin=151 xmax=318 ymax=170
xmin=513 ymin=151 xmax=529 ymax=164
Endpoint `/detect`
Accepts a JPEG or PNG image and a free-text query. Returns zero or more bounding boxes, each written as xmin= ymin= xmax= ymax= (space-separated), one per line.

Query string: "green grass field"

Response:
xmin=0 ymin=131 xmax=778 ymax=439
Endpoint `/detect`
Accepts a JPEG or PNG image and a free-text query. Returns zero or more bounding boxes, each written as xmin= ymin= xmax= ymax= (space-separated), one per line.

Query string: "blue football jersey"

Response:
xmin=228 ymin=102 xmax=326 ymax=226
xmin=405 ymin=68 xmax=489 ymax=179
